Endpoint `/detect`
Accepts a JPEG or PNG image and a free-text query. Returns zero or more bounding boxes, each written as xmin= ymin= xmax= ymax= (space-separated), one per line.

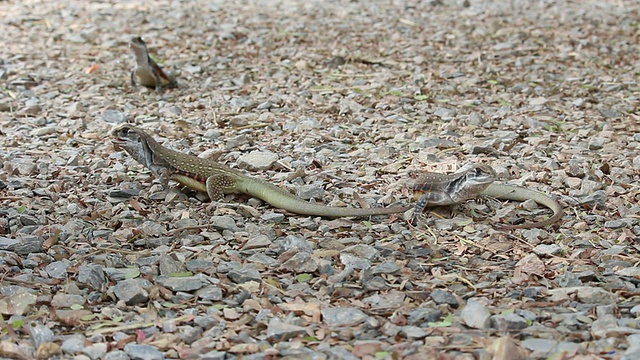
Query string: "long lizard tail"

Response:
xmin=482 ymin=183 xmax=564 ymax=229
xmin=237 ymin=176 xmax=410 ymax=217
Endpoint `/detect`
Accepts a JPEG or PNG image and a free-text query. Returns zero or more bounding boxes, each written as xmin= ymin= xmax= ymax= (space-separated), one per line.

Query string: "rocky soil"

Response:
xmin=0 ymin=0 xmax=639 ymax=359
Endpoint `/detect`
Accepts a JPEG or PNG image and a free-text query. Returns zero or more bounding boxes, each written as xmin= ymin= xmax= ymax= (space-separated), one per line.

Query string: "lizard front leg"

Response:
xmin=130 ymin=69 xmax=138 ymax=87
xmin=409 ymin=192 xmax=456 ymax=225
xmin=410 ymin=194 xmax=431 ymax=224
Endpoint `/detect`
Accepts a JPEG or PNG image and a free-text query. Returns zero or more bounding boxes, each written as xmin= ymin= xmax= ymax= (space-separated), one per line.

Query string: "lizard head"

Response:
xmin=129 ymin=36 xmax=149 ymax=62
xmin=437 ymin=163 xmax=497 ymax=203
xmin=467 ymin=164 xmax=497 ymax=184
xmin=111 ymin=124 xmax=154 ymax=168
xmin=129 ymin=36 xmax=147 ymax=49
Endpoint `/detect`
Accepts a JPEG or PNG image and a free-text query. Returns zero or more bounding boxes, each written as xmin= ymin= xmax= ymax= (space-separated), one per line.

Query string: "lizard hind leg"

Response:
xmin=205 ymin=175 xmax=232 ymax=201
xmin=206 ymin=173 xmax=243 ymax=201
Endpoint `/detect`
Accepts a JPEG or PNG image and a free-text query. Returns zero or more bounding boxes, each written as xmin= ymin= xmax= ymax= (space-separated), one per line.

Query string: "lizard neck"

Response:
xmin=136 ymin=134 xmax=175 ymax=176
xmin=444 ymin=171 xmax=469 ymax=201
xmin=131 ymin=45 xmax=151 ymax=66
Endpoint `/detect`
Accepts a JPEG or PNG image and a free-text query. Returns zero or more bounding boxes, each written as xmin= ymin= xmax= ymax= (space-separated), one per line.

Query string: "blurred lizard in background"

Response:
xmin=129 ymin=36 xmax=177 ymax=91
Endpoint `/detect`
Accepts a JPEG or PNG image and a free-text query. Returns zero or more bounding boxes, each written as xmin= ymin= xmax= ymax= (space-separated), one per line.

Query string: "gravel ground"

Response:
xmin=1 ymin=0 xmax=639 ymax=359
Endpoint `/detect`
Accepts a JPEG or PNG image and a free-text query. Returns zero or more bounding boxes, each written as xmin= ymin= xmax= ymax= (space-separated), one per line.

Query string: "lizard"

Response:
xmin=110 ymin=124 xmax=412 ymax=218
xmin=129 ymin=36 xmax=177 ymax=91
xmin=411 ymin=163 xmax=564 ymax=229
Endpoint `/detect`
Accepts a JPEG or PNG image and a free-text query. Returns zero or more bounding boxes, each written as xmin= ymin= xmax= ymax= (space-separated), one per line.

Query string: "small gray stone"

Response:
xmin=461 ymin=299 xmax=491 ymax=329
xmin=604 ymin=219 xmax=631 ymax=229
xmin=61 ymin=334 xmax=86 ymax=354
xmin=465 ymin=112 xmax=483 ymax=126
xmin=556 ymin=271 xmax=581 ymax=287
xmin=430 ymin=289 xmax=459 ymax=307
xmin=140 ymin=221 xmax=165 ymax=237
xmin=104 ymin=350 xmax=130 ymax=360
xmin=434 ymin=107 xmax=457 ymax=120
xmin=226 ymin=134 xmax=249 ymax=148
xmin=185 ymin=259 xmax=214 ymax=273
xmin=362 ymin=291 xmax=405 ymax=309
xmin=0 ymin=289 xmax=38 ymax=315
xmin=18 ymin=103 xmax=42 ymax=115
xmin=44 ymin=260 xmax=71 ymax=279
xmin=260 ymin=212 xmax=286 ymax=223
xmin=200 ymin=350 xmax=226 ymax=360
xmin=102 ymin=110 xmax=126 ymax=124
xmin=178 ymin=326 xmax=203 ymax=344
xmin=490 ymin=313 xmax=528 ymax=331
xmin=28 ymin=323 xmax=54 ymax=348
xmin=267 ymin=317 xmax=306 ymax=341
xmin=194 ymin=316 xmax=218 ymax=330
xmin=588 ymin=137 xmax=605 ymax=150
xmin=280 ymin=252 xmax=318 ymax=273
xmin=228 ymin=266 xmax=261 ymax=283
xmin=580 ymin=190 xmax=607 ymax=206
xmin=256 ymin=101 xmax=273 ymax=110
xmin=321 ymin=346 xmax=359 ymax=360
xmin=549 ymin=286 xmax=618 ymax=304
xmin=78 ymin=264 xmax=107 ymax=289
xmin=533 ymin=244 xmax=562 ymax=256
xmin=597 ymin=107 xmax=620 ymax=119
xmin=172 ymin=218 xmax=198 ymax=229
xmin=124 ymin=343 xmax=164 ymax=360
xmin=242 ymin=235 xmax=272 ymax=250
xmin=623 ymin=346 xmax=640 ymax=360
xmin=229 ymin=97 xmax=252 ymax=108
xmin=591 ymin=314 xmax=617 ymax=338
xmin=407 ymin=307 xmax=443 ymax=325
xmin=210 ymin=216 xmax=239 ymax=232
xmin=158 ymin=254 xmax=183 ymax=276
xmin=343 ymin=244 xmax=379 ymax=260
xmin=83 ymin=343 xmax=108 ymax=360
xmin=0 ymin=237 xmax=20 ymax=250
xmin=616 ymin=267 xmax=640 ymax=278
xmin=203 ymin=129 xmax=221 ymax=140
xmin=400 ymin=325 xmax=428 ymax=339
xmin=602 ymin=244 xmax=627 ymax=256
xmin=12 ymin=236 xmax=43 ymax=255
xmin=520 ymin=338 xmax=559 ymax=357
xmin=30 ymin=126 xmax=56 ymax=137
xmin=156 ymin=276 xmax=204 ymax=292
xmin=19 ymin=214 xmax=40 ymax=226
xmin=113 ymin=278 xmax=153 ymax=305
xmin=629 ymin=334 xmax=640 ymax=344
xmin=273 ymin=235 xmax=313 ymax=253
xmin=296 ymin=185 xmax=325 ymax=200
xmin=238 ymin=151 xmax=278 ymax=171
xmin=51 ymin=293 xmax=86 ymax=308
xmin=322 ymin=307 xmax=368 ymax=327
xmin=197 ymin=285 xmax=223 ymax=301
xmin=339 ymin=254 xmax=371 ymax=270
xmin=246 ymin=253 xmax=278 ymax=266
xmin=597 ymin=304 xmax=616 ymax=317
xmin=370 ymin=261 xmax=400 ymax=275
